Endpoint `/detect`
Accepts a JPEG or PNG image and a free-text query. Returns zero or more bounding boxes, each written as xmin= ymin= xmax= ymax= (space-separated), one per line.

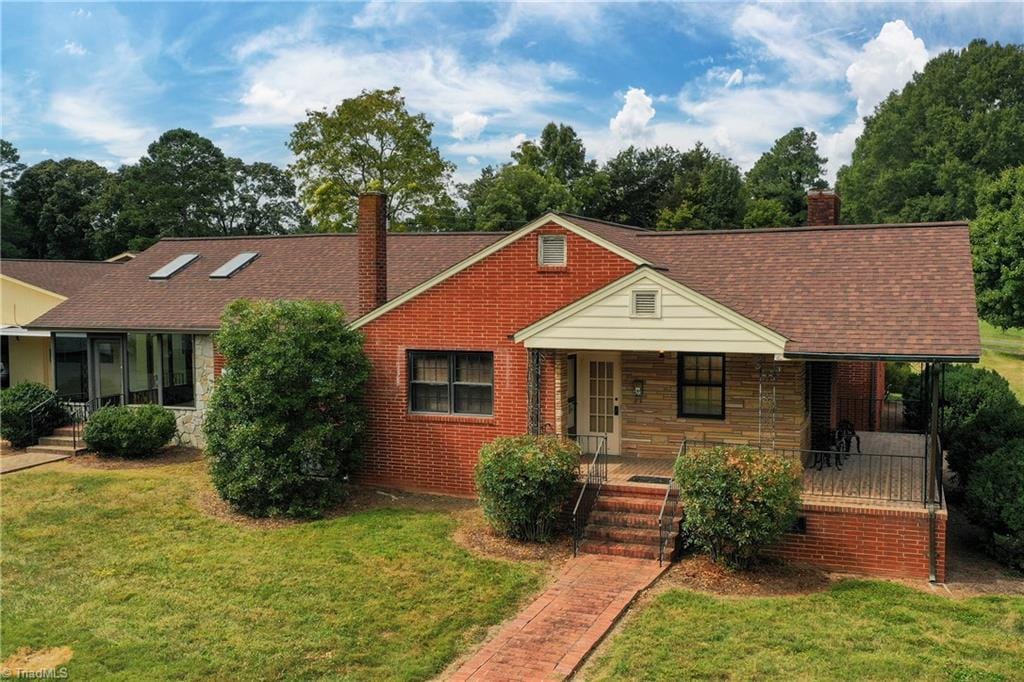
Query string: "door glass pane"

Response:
xmin=54 ymin=335 xmax=88 ymax=399
xmin=162 ymin=334 xmax=195 ymax=407
xmin=588 ymin=360 xmax=615 ymax=434
xmin=127 ymin=333 xmax=159 ymax=404
xmin=95 ymin=339 xmax=123 ymax=404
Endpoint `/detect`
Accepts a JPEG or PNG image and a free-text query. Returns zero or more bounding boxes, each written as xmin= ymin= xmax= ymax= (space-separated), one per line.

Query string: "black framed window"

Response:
xmin=677 ymin=353 xmax=725 ymax=419
xmin=409 ymin=351 xmax=493 ymax=416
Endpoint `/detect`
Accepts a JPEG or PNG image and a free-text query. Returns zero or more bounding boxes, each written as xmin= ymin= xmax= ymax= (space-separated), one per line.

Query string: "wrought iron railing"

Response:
xmin=27 ymin=392 xmax=96 ymax=452
xmin=681 ymin=438 xmax=930 ymax=506
xmin=834 ymin=397 xmax=924 ymax=433
xmin=657 ymin=481 xmax=676 ymax=567
xmin=568 ymin=434 xmax=607 ymax=556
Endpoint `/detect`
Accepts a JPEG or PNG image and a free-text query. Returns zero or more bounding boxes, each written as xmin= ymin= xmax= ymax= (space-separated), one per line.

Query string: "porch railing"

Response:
xmin=28 ymin=392 xmax=100 ymax=452
xmin=834 ymin=397 xmax=924 ymax=434
xmin=657 ymin=481 xmax=676 ymax=567
xmin=681 ymin=439 xmax=932 ymax=506
xmin=567 ymin=434 xmax=607 ymax=556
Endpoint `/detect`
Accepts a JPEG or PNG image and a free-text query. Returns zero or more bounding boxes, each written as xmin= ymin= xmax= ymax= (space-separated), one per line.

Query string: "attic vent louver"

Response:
xmin=538 ymin=235 xmax=566 ymax=266
xmin=210 ymin=252 xmax=259 ymax=279
xmin=149 ymin=254 xmax=199 ymax=280
xmin=630 ymin=289 xmax=660 ymax=318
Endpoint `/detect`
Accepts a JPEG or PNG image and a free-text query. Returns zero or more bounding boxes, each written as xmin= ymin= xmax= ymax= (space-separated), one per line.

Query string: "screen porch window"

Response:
xmin=677 ymin=353 xmax=725 ymax=419
xmin=409 ymin=351 xmax=493 ymax=416
xmin=126 ymin=333 xmax=195 ymax=408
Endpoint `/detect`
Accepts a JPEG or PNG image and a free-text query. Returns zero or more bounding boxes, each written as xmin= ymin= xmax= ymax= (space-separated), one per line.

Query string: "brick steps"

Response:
xmin=580 ymin=484 xmax=680 ymax=562
xmin=25 ymin=427 xmax=83 ymax=457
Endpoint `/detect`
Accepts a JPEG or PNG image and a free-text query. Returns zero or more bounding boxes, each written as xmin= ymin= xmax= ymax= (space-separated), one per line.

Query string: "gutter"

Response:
xmin=783 ymin=351 xmax=980 ymax=363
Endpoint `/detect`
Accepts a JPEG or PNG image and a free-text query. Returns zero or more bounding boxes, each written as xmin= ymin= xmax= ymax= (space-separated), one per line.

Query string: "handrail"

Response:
xmin=656 ymin=481 xmax=675 ymax=567
xmin=569 ymin=434 xmax=607 ymax=556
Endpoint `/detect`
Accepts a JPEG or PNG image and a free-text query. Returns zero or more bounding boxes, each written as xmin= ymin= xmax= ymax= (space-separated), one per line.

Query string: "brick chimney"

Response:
xmin=358 ymin=192 xmax=387 ymax=315
xmin=806 ymin=189 xmax=841 ymax=226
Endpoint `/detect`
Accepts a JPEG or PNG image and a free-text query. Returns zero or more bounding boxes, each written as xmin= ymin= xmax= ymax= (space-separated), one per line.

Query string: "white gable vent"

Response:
xmin=630 ymin=289 xmax=660 ymax=318
xmin=149 ymin=253 xmax=199 ymax=280
xmin=538 ymin=235 xmax=567 ymax=266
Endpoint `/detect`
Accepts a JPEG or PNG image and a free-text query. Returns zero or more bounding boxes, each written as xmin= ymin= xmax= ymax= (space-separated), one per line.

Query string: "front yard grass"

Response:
xmin=0 ymin=462 xmax=544 ymax=680
xmin=585 ymin=581 xmax=1024 ymax=681
xmin=979 ymin=321 xmax=1024 ymax=401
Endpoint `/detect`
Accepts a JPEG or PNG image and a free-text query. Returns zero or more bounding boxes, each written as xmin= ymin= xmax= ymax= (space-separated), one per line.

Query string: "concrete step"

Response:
xmin=588 ymin=510 xmax=662 ymax=529
xmin=26 ymin=444 xmax=77 ymax=456
xmin=38 ymin=435 xmax=76 ymax=446
xmin=52 ymin=426 xmax=78 ymax=436
xmin=578 ymin=540 xmax=661 ymax=560
xmin=584 ymin=525 xmax=662 ymax=546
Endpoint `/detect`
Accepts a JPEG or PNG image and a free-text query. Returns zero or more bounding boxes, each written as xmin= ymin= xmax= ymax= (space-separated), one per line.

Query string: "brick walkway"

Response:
xmin=451 ymin=554 xmax=665 ymax=681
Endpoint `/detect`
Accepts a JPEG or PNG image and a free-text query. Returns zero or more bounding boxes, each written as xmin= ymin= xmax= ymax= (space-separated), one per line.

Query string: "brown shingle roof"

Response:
xmin=30 ymin=232 xmax=506 ymax=332
xmin=562 ymin=216 xmax=981 ymax=359
xmin=1 ymin=259 xmax=123 ymax=297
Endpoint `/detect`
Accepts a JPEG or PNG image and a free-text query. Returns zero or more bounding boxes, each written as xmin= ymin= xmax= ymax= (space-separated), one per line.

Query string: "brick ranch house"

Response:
xmin=30 ymin=190 xmax=980 ymax=581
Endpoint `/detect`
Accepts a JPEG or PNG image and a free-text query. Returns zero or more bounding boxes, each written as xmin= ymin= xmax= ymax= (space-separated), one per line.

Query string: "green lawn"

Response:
xmin=979 ymin=321 xmax=1024 ymax=401
xmin=0 ymin=463 xmax=543 ymax=680
xmin=586 ymin=582 xmax=1024 ymax=681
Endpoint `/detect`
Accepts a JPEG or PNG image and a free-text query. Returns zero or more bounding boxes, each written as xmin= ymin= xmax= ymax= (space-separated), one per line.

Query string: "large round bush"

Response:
xmin=674 ymin=445 xmax=801 ymax=567
xmin=0 ymin=382 xmax=69 ymax=448
xmin=204 ymin=300 xmax=370 ymax=518
xmin=965 ymin=439 xmax=1024 ymax=571
xmin=84 ymin=404 xmax=177 ymax=458
xmin=475 ymin=435 xmax=580 ymax=541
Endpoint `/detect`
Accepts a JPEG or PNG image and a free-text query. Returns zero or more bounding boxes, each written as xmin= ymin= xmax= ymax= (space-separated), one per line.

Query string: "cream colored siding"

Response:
xmin=518 ymin=271 xmax=786 ymax=354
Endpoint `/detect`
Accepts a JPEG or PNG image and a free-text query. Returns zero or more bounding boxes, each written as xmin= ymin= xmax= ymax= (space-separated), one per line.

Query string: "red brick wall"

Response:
xmin=834 ymin=361 xmax=886 ymax=430
xmin=356 ymin=223 xmax=635 ymax=496
xmin=768 ymin=502 xmax=946 ymax=581
xmin=213 ymin=350 xmax=226 ymax=379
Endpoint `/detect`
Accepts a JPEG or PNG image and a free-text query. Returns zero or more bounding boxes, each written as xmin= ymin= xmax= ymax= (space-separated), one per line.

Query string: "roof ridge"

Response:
xmin=633 ymin=221 xmax=970 ymax=237
xmin=160 ymin=231 xmax=512 ymax=242
xmin=1 ymin=258 xmax=118 ymax=264
xmin=555 ymin=212 xmax=653 ymax=232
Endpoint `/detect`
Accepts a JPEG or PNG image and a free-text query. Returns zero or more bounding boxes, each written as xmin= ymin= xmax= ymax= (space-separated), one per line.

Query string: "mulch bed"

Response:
xmin=71 ymin=446 xmax=204 ymax=469
xmin=658 ymin=553 xmax=833 ymax=597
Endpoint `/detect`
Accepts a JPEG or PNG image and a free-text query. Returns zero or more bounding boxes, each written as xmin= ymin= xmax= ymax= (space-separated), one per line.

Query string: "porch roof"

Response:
xmin=560 ymin=216 xmax=981 ymax=361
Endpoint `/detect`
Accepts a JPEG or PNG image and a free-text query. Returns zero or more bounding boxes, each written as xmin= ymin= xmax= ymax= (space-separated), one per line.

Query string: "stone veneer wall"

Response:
xmin=619 ymin=352 xmax=809 ymax=458
xmin=169 ymin=334 xmax=215 ymax=449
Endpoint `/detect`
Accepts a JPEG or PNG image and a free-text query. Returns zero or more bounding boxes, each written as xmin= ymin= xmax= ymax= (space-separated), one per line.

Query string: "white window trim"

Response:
xmin=629 ymin=288 xmax=661 ymax=318
xmin=538 ymin=234 xmax=567 ymax=266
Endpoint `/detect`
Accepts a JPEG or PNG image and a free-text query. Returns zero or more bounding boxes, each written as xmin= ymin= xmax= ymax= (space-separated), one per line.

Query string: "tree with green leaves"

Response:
xmin=1 ymin=139 xmax=27 ymax=257
xmin=745 ymin=127 xmax=827 ymax=226
xmin=972 ymin=165 xmax=1024 ymax=329
xmin=10 ymin=158 xmax=110 ymax=259
xmin=656 ymin=143 xmax=746 ymax=230
xmin=592 ymin=145 xmax=684 ymax=228
xmin=462 ymin=164 xmax=578 ymax=231
xmin=511 ymin=122 xmax=594 ymax=186
xmin=742 ymin=198 xmax=790 ymax=228
xmin=216 ymin=160 xmax=307 ymax=236
xmin=289 ymin=87 xmax=454 ymax=232
xmin=837 ymin=40 xmax=1024 ymax=223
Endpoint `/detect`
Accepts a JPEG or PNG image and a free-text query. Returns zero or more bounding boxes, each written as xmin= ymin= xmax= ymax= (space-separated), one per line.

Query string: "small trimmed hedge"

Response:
xmin=84 ymin=404 xmax=177 ymax=458
xmin=475 ymin=435 xmax=580 ymax=542
xmin=965 ymin=439 xmax=1024 ymax=571
xmin=0 ymin=382 xmax=69 ymax=448
xmin=675 ymin=444 xmax=801 ymax=568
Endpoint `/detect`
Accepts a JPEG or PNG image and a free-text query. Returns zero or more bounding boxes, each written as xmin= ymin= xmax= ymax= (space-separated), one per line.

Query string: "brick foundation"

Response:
xmin=767 ymin=501 xmax=946 ymax=581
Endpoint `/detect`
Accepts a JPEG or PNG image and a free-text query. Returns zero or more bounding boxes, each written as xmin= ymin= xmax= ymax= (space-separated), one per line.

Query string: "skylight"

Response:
xmin=210 ymin=252 xmax=259 ymax=279
xmin=149 ymin=254 xmax=199 ymax=280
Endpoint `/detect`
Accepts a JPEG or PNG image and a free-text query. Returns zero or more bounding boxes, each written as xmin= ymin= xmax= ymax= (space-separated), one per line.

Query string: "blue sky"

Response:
xmin=2 ymin=2 xmax=1021 ymax=184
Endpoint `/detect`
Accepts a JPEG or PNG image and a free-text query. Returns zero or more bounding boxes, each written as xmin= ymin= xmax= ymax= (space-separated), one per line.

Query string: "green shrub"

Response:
xmin=84 ymin=404 xmax=177 ymax=458
xmin=475 ymin=435 xmax=581 ymax=541
xmin=885 ymin=362 xmax=919 ymax=398
xmin=904 ymin=365 xmax=1024 ymax=485
xmin=674 ymin=445 xmax=801 ymax=568
xmin=0 ymin=382 xmax=69 ymax=448
xmin=965 ymin=439 xmax=1024 ymax=571
xmin=205 ymin=300 xmax=370 ymax=518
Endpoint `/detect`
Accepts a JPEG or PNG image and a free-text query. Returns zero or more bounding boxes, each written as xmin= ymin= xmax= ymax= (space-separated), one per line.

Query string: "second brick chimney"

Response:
xmin=806 ymin=189 xmax=841 ymax=226
xmin=358 ymin=192 xmax=387 ymax=315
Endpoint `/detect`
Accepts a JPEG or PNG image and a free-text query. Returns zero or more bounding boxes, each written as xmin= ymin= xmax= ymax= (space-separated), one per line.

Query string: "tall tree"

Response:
xmin=837 ymin=40 xmax=1024 ymax=223
xmin=745 ymin=127 xmax=827 ymax=226
xmin=10 ymin=158 xmax=109 ymax=259
xmin=656 ymin=143 xmax=747 ymax=230
xmin=511 ymin=122 xmax=594 ymax=186
xmin=461 ymin=164 xmax=578 ymax=231
xmin=1 ymin=139 xmax=27 ymax=257
xmin=593 ymin=146 xmax=684 ymax=228
xmin=289 ymin=87 xmax=454 ymax=231
xmin=216 ymin=160 xmax=307 ymax=236
xmin=972 ymin=165 xmax=1024 ymax=329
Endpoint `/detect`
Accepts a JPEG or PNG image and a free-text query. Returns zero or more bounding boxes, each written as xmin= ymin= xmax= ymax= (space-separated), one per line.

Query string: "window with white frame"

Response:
xmin=538 ymin=235 xmax=567 ymax=266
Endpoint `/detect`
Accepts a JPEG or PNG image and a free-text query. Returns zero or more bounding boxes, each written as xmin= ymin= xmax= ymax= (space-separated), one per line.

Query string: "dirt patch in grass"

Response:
xmin=452 ymin=507 xmax=574 ymax=564
xmin=657 ymin=553 xmax=833 ymax=597
xmin=1 ymin=647 xmax=73 ymax=676
xmin=193 ymin=487 xmax=301 ymax=530
xmin=72 ymin=446 xmax=203 ymax=469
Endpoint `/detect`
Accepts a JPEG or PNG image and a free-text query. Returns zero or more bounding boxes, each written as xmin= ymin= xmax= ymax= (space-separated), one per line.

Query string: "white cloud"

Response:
xmin=487 ymin=2 xmax=609 ymax=45
xmin=846 ymin=20 xmax=928 ymax=118
xmin=732 ymin=5 xmax=857 ymax=81
xmin=47 ymin=92 xmax=155 ymax=162
xmin=447 ymin=132 xmax=528 ymax=160
xmin=466 ymin=155 xmax=480 ymax=165
xmin=352 ymin=0 xmax=421 ymax=29
xmin=59 ymin=41 xmax=88 ymax=56
xmin=233 ymin=11 xmax=319 ymax=61
xmin=218 ymin=40 xmax=575 ymax=131
xmin=725 ymin=69 xmax=743 ymax=88
xmin=609 ymin=87 xmax=655 ymax=140
xmin=71 ymin=7 xmax=91 ymax=18
xmin=452 ymin=111 xmax=489 ymax=140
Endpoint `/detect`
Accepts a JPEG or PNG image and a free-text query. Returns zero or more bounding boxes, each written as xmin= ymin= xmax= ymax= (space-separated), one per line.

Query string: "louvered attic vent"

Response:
xmin=630 ymin=289 xmax=660 ymax=318
xmin=149 ymin=254 xmax=199 ymax=280
xmin=538 ymin=235 xmax=567 ymax=266
xmin=210 ymin=252 xmax=259 ymax=279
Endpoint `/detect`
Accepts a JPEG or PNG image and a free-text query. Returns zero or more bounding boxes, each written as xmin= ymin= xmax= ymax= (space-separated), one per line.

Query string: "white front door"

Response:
xmin=577 ymin=352 xmax=621 ymax=455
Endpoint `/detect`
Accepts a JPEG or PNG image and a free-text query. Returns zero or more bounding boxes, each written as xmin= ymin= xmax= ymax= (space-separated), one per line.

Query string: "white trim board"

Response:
xmin=349 ymin=213 xmax=650 ymax=329
xmin=513 ymin=267 xmax=788 ymax=354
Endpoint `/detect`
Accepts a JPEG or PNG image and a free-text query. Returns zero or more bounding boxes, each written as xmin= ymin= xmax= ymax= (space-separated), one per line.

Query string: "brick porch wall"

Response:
xmin=834 ymin=361 xmax=886 ymax=431
xmin=356 ymin=224 xmax=635 ymax=496
xmin=619 ymin=352 xmax=810 ymax=458
xmin=767 ymin=502 xmax=947 ymax=581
